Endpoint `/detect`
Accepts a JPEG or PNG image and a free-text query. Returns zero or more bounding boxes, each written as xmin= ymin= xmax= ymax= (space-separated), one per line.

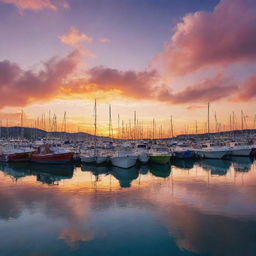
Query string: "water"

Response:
xmin=0 ymin=157 xmax=256 ymax=256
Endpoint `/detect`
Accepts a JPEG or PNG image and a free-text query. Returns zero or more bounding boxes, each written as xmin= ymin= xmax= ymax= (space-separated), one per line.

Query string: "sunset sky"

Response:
xmin=0 ymin=0 xmax=255 ymax=136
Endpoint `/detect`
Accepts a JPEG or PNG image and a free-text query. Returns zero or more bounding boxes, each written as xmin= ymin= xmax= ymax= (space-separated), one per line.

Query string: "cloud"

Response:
xmin=99 ymin=38 xmax=110 ymax=43
xmin=0 ymin=50 xmax=81 ymax=108
xmin=157 ymin=73 xmax=238 ymax=104
xmin=59 ymin=27 xmax=93 ymax=47
xmin=0 ymin=53 xmax=241 ymax=109
xmin=231 ymin=75 xmax=256 ymax=102
xmin=155 ymin=0 xmax=256 ymax=76
xmin=0 ymin=0 xmax=69 ymax=12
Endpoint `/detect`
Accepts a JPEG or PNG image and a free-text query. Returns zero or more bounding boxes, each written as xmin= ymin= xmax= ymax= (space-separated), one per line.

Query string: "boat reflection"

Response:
xmin=0 ymin=163 xmax=32 ymax=181
xmin=139 ymin=165 xmax=149 ymax=175
xmin=231 ymin=157 xmax=253 ymax=172
xmin=199 ymin=159 xmax=232 ymax=176
xmin=0 ymin=163 xmax=74 ymax=185
xmin=171 ymin=159 xmax=196 ymax=170
xmin=149 ymin=163 xmax=171 ymax=178
xmin=110 ymin=166 xmax=139 ymax=188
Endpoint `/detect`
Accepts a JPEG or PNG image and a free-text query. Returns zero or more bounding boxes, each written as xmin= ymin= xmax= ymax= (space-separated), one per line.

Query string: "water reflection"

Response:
xmin=231 ymin=157 xmax=253 ymax=172
xmin=149 ymin=164 xmax=171 ymax=178
xmin=0 ymin=158 xmax=255 ymax=255
xmin=171 ymin=159 xmax=196 ymax=170
xmin=110 ymin=166 xmax=139 ymax=188
xmin=199 ymin=159 xmax=232 ymax=175
xmin=1 ymin=163 xmax=74 ymax=185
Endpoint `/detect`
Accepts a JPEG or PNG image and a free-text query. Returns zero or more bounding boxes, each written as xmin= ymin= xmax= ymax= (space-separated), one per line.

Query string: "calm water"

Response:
xmin=0 ymin=158 xmax=256 ymax=256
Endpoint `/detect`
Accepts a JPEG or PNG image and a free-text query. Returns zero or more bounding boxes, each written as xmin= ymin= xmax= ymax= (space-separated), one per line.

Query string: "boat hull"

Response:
xmin=173 ymin=150 xmax=194 ymax=159
xmin=149 ymin=155 xmax=170 ymax=164
xmin=31 ymin=152 xmax=73 ymax=164
xmin=196 ymin=150 xmax=228 ymax=159
xmin=231 ymin=148 xmax=252 ymax=157
xmin=111 ymin=156 xmax=137 ymax=169
xmin=0 ymin=152 xmax=31 ymax=163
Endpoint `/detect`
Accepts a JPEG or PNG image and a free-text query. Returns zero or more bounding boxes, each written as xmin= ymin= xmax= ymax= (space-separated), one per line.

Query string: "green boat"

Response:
xmin=149 ymin=154 xmax=171 ymax=164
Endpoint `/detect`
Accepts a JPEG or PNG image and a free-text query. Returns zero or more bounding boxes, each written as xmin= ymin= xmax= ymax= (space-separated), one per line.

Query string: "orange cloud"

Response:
xmin=0 ymin=0 xmax=69 ymax=11
xmin=0 ymin=52 xmax=241 ymax=109
xmin=155 ymin=0 xmax=256 ymax=76
xmin=59 ymin=27 xmax=93 ymax=47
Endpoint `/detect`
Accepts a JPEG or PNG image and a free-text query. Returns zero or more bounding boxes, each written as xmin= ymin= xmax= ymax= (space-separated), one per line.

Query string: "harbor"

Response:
xmin=1 ymin=0 xmax=256 ymax=255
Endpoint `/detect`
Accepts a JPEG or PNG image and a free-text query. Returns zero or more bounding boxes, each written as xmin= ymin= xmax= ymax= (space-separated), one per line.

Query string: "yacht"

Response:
xmin=229 ymin=142 xmax=252 ymax=157
xmin=195 ymin=143 xmax=231 ymax=159
xmin=110 ymin=145 xmax=137 ymax=169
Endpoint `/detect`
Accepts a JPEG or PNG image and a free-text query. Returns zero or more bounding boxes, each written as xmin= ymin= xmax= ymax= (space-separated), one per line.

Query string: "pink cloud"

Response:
xmin=0 ymin=50 xmax=81 ymax=108
xmin=0 ymin=0 xmax=69 ymax=11
xmin=59 ymin=27 xmax=93 ymax=47
xmin=0 ymin=54 xmax=241 ymax=109
xmin=157 ymin=72 xmax=238 ymax=104
xmin=231 ymin=75 xmax=256 ymax=102
xmin=155 ymin=0 xmax=256 ymax=76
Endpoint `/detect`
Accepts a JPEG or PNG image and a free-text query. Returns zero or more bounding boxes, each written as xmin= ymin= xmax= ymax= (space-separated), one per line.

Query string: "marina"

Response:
xmin=0 ymin=157 xmax=255 ymax=255
xmin=1 ymin=0 xmax=256 ymax=255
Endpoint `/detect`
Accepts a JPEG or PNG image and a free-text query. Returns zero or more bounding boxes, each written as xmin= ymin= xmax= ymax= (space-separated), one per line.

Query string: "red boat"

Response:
xmin=0 ymin=151 xmax=32 ymax=162
xmin=31 ymin=144 xmax=73 ymax=164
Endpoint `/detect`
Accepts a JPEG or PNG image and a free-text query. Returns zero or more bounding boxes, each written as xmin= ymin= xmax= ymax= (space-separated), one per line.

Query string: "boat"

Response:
xmin=31 ymin=144 xmax=73 ymax=164
xmin=135 ymin=143 xmax=149 ymax=164
xmin=111 ymin=152 xmax=137 ymax=169
xmin=172 ymin=144 xmax=194 ymax=159
xmin=195 ymin=143 xmax=231 ymax=159
xmin=229 ymin=142 xmax=252 ymax=157
xmin=0 ymin=145 xmax=33 ymax=163
xmin=110 ymin=144 xmax=137 ymax=169
xmin=149 ymin=145 xmax=171 ymax=164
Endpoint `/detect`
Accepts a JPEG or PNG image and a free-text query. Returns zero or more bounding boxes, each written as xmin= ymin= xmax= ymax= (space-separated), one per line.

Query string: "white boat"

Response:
xmin=111 ymin=154 xmax=137 ymax=169
xmin=229 ymin=142 xmax=252 ymax=157
xmin=110 ymin=145 xmax=137 ymax=169
xmin=195 ymin=143 xmax=231 ymax=159
xmin=135 ymin=143 xmax=149 ymax=164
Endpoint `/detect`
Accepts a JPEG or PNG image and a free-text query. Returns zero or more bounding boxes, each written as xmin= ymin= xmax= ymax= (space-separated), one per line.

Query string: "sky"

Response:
xmin=0 ymin=0 xmax=255 ymax=137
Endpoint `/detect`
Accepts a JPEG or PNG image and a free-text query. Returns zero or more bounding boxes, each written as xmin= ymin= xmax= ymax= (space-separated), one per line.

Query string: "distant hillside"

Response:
xmin=0 ymin=126 xmax=100 ymax=140
xmin=0 ymin=126 xmax=255 ymax=141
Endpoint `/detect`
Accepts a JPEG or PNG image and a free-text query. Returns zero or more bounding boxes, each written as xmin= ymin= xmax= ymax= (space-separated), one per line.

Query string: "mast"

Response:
xmin=94 ymin=99 xmax=97 ymax=155
xmin=241 ymin=110 xmax=244 ymax=130
xmin=152 ymin=118 xmax=155 ymax=140
xmin=108 ymin=104 xmax=113 ymax=140
xmin=134 ymin=111 xmax=136 ymax=140
xmin=21 ymin=109 xmax=24 ymax=138
xmin=207 ymin=102 xmax=210 ymax=137
xmin=170 ymin=116 xmax=174 ymax=138
xmin=118 ymin=114 xmax=120 ymax=139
